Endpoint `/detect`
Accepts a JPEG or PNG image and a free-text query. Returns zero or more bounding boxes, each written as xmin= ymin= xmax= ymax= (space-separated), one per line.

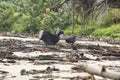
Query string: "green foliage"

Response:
xmin=11 ymin=13 xmax=30 ymax=33
xmin=39 ymin=2 xmax=71 ymax=32
xmin=0 ymin=0 xmax=70 ymax=33
xmin=91 ymin=23 xmax=120 ymax=38
xmin=90 ymin=9 xmax=120 ymax=39
xmin=0 ymin=0 xmax=120 ymax=39
xmin=64 ymin=24 xmax=81 ymax=35
xmin=98 ymin=9 xmax=120 ymax=28
xmin=40 ymin=11 xmax=70 ymax=32
xmin=0 ymin=1 xmax=16 ymax=31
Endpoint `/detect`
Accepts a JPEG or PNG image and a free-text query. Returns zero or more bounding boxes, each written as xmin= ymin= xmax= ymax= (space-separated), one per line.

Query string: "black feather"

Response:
xmin=39 ymin=30 xmax=63 ymax=45
xmin=65 ymin=35 xmax=76 ymax=44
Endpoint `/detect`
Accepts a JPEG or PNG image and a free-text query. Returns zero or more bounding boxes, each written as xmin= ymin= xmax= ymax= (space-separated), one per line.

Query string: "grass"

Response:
xmin=64 ymin=9 xmax=120 ymax=39
xmin=91 ymin=23 xmax=120 ymax=39
xmin=11 ymin=13 xmax=30 ymax=33
xmin=64 ymin=24 xmax=96 ymax=36
xmin=64 ymin=24 xmax=81 ymax=35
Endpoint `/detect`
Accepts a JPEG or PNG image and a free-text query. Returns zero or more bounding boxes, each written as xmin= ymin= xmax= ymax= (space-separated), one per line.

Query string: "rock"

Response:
xmin=52 ymin=66 xmax=59 ymax=71
xmin=46 ymin=66 xmax=53 ymax=73
xmin=20 ymin=69 xmax=26 ymax=75
xmin=7 ymin=60 xmax=16 ymax=63
xmin=0 ymin=70 xmax=9 ymax=74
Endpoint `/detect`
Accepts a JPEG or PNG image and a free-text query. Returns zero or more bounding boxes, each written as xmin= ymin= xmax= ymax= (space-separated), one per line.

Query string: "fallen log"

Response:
xmin=102 ymin=56 xmax=120 ymax=60
xmin=38 ymin=55 xmax=62 ymax=60
xmin=81 ymin=63 xmax=120 ymax=80
xmin=0 ymin=51 xmax=13 ymax=54
xmin=102 ymin=52 xmax=120 ymax=56
xmin=0 ymin=51 xmax=13 ymax=57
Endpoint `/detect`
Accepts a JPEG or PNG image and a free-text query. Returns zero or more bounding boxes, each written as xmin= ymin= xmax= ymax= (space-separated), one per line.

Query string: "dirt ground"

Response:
xmin=0 ymin=35 xmax=120 ymax=80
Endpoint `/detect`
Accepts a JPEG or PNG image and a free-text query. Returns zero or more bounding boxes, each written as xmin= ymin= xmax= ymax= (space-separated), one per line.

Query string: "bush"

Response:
xmin=92 ymin=23 xmax=120 ymax=38
xmin=11 ymin=13 xmax=30 ymax=33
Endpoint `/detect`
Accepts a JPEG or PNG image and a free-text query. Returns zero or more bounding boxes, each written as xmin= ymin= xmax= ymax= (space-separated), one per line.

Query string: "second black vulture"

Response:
xmin=65 ymin=35 xmax=76 ymax=48
xmin=39 ymin=30 xmax=64 ymax=46
xmin=65 ymin=35 xmax=76 ymax=44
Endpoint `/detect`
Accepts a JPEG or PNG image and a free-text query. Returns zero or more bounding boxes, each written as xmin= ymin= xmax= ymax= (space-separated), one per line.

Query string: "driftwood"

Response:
xmin=0 ymin=51 xmax=13 ymax=57
xmin=81 ymin=63 xmax=120 ymax=80
xmin=102 ymin=52 xmax=120 ymax=56
xmin=0 ymin=51 xmax=13 ymax=55
xmin=38 ymin=55 xmax=62 ymax=60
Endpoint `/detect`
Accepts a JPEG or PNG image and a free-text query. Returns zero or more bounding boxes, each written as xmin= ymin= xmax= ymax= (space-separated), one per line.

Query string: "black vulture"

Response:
xmin=39 ymin=30 xmax=64 ymax=46
xmin=66 ymin=35 xmax=76 ymax=44
xmin=65 ymin=35 xmax=76 ymax=48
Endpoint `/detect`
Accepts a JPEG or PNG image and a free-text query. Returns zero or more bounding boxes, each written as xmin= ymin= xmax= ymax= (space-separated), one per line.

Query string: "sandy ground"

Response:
xmin=0 ymin=36 xmax=120 ymax=80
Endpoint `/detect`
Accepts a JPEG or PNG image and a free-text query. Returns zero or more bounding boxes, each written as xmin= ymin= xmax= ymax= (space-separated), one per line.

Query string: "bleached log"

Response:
xmin=82 ymin=63 xmax=120 ymax=80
